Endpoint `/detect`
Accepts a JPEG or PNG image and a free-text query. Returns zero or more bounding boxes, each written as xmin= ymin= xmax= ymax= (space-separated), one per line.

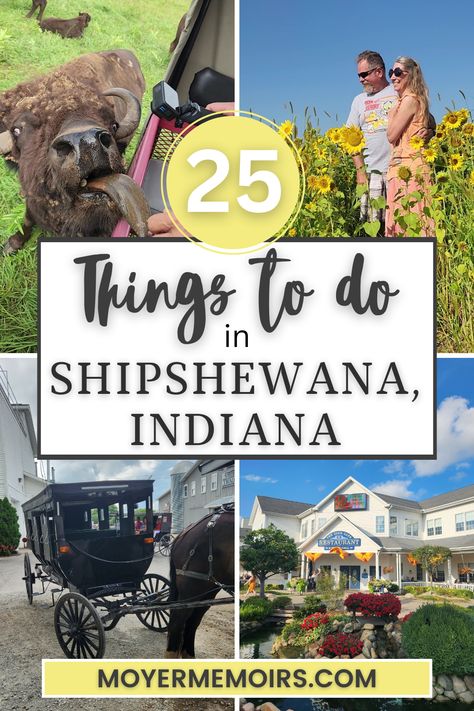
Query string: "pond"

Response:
xmin=245 ymin=700 xmax=462 ymax=711
xmin=240 ymin=626 xmax=302 ymax=659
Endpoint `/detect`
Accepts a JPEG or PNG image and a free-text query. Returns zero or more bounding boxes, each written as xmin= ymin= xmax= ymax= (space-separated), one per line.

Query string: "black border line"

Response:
xmin=37 ymin=236 xmax=436 ymax=461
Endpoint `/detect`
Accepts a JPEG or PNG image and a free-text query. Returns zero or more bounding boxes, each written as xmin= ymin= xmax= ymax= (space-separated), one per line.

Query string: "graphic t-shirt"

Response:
xmin=346 ymin=84 xmax=397 ymax=174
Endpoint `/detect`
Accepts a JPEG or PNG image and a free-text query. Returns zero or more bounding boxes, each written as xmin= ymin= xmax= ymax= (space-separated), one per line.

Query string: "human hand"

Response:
xmin=356 ymin=168 xmax=368 ymax=186
xmin=147 ymin=211 xmax=182 ymax=237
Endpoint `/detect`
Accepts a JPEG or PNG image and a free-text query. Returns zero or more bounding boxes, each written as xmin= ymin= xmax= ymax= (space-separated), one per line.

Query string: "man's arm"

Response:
xmin=346 ymin=98 xmax=367 ymax=185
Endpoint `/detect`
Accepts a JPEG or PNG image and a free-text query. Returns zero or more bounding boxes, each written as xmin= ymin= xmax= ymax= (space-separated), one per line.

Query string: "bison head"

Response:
xmin=0 ymin=50 xmax=149 ymax=253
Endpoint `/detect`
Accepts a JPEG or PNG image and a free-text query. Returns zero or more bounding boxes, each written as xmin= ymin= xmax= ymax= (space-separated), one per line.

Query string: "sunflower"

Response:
xmin=436 ymin=172 xmax=449 ymax=184
xmin=449 ymin=134 xmax=463 ymax=148
xmin=462 ymin=122 xmax=474 ymax=137
xmin=409 ymin=135 xmax=424 ymax=151
xmin=457 ymin=108 xmax=470 ymax=125
xmin=307 ymin=175 xmax=320 ymax=191
xmin=470 ymin=170 xmax=474 ymax=186
xmin=443 ymin=111 xmax=463 ymax=130
xmin=340 ymin=125 xmax=365 ymax=154
xmin=435 ymin=124 xmax=447 ymax=140
xmin=288 ymin=227 xmax=297 ymax=237
xmin=316 ymin=174 xmax=333 ymax=193
xmin=326 ymin=127 xmax=343 ymax=144
xmin=279 ymin=120 xmax=294 ymax=138
xmin=423 ymin=147 xmax=437 ymax=163
xmin=398 ymin=165 xmax=412 ymax=181
xmin=448 ymin=153 xmax=464 ymax=170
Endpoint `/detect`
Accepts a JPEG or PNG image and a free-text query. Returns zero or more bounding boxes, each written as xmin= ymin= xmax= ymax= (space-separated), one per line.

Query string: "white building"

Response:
xmin=0 ymin=369 xmax=47 ymax=537
xmin=249 ymin=477 xmax=474 ymax=590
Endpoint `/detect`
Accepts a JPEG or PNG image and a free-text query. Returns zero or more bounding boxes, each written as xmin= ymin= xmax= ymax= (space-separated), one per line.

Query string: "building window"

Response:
xmin=318 ymin=517 xmax=327 ymax=529
xmin=191 ymin=481 xmax=196 ymax=496
xmin=183 ymin=484 xmax=188 ymax=498
xmin=311 ymin=519 xmax=315 ymax=535
xmin=301 ymin=522 xmax=308 ymax=540
xmin=456 ymin=513 xmax=465 ymax=532
xmin=390 ymin=515 xmax=398 ymax=535
xmin=222 ymin=467 xmax=234 ymax=488
xmin=376 ymin=516 xmax=385 ymax=533
xmin=405 ymin=520 xmax=419 ymax=536
xmin=467 ymin=512 xmax=474 ymax=530
xmin=428 ymin=517 xmax=442 ymax=535
xmin=435 ymin=518 xmax=442 ymax=535
xmin=427 ymin=518 xmax=434 ymax=536
xmin=456 ymin=511 xmax=474 ymax=532
xmin=211 ymin=473 xmax=218 ymax=491
xmin=201 ymin=476 xmax=206 ymax=494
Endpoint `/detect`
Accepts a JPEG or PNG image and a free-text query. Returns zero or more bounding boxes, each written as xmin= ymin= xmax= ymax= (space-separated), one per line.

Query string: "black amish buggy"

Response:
xmin=153 ymin=511 xmax=174 ymax=556
xmin=22 ymin=480 xmax=234 ymax=659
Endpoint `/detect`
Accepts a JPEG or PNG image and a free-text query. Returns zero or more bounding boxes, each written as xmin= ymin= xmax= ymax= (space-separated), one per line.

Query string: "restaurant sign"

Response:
xmin=318 ymin=530 xmax=361 ymax=550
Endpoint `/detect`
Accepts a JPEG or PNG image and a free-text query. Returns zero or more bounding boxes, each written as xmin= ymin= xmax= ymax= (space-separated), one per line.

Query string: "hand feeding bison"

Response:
xmin=0 ymin=50 xmax=150 ymax=254
xmin=39 ymin=13 xmax=92 ymax=39
xmin=26 ymin=0 xmax=47 ymax=22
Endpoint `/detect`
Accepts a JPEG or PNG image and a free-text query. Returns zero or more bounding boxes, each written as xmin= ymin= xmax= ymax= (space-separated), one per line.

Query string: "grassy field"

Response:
xmin=0 ymin=0 xmax=188 ymax=352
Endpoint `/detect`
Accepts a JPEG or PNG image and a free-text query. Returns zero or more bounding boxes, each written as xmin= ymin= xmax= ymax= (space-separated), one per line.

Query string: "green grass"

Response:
xmin=0 ymin=0 xmax=188 ymax=352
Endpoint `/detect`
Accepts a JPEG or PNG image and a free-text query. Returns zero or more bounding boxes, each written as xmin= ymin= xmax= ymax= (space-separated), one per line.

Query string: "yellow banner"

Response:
xmin=43 ymin=659 xmax=432 ymax=697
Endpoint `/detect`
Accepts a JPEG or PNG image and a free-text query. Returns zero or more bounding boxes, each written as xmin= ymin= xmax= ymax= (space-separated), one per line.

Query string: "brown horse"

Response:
xmin=166 ymin=506 xmax=234 ymax=658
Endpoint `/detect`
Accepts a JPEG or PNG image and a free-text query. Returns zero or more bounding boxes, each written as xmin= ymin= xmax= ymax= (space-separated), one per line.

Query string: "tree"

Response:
xmin=410 ymin=545 xmax=451 ymax=586
xmin=0 ymin=498 xmax=21 ymax=556
xmin=241 ymin=524 xmax=299 ymax=597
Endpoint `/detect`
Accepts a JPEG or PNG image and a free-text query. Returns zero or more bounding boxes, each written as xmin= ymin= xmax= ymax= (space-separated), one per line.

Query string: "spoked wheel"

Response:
xmin=136 ymin=574 xmax=171 ymax=632
xmin=54 ymin=592 xmax=105 ymax=658
xmin=91 ymin=597 xmax=122 ymax=631
xmin=23 ymin=553 xmax=34 ymax=604
xmin=158 ymin=533 xmax=174 ymax=557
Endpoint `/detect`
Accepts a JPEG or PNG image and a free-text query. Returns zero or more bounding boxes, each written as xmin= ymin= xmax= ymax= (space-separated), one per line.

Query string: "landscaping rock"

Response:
xmin=452 ymin=676 xmax=467 ymax=694
xmin=465 ymin=676 xmax=474 ymax=694
xmin=459 ymin=691 xmax=474 ymax=704
xmin=437 ymin=675 xmax=453 ymax=691
xmin=443 ymin=691 xmax=457 ymax=700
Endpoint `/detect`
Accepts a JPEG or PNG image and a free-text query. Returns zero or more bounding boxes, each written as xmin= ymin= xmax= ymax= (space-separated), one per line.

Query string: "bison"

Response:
xmin=26 ymin=0 xmax=47 ymax=22
xmin=39 ymin=13 xmax=92 ymax=39
xmin=0 ymin=50 xmax=149 ymax=254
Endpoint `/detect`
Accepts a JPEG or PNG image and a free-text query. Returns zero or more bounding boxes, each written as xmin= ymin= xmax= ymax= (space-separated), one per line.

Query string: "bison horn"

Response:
xmin=102 ymin=88 xmax=141 ymax=140
xmin=0 ymin=131 xmax=13 ymax=155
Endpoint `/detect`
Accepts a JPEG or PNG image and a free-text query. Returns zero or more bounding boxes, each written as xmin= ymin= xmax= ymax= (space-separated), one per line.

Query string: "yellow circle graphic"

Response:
xmin=162 ymin=113 xmax=303 ymax=254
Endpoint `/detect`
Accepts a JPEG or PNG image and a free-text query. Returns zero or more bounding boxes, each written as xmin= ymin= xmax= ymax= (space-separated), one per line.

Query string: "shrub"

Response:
xmin=402 ymin=603 xmax=474 ymax=675
xmin=345 ymin=592 xmax=401 ymax=618
xmin=301 ymin=612 xmax=330 ymax=630
xmin=0 ymin=498 xmax=20 ymax=556
xmin=280 ymin=620 xmax=304 ymax=642
xmin=404 ymin=585 xmax=474 ymax=599
xmin=271 ymin=595 xmax=292 ymax=609
xmin=292 ymin=594 xmax=327 ymax=621
xmin=319 ymin=632 xmax=363 ymax=658
xmin=240 ymin=597 xmax=273 ymax=621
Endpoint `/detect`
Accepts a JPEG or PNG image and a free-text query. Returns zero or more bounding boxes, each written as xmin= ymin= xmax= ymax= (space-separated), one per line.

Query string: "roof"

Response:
xmin=420 ymin=483 xmax=474 ymax=510
xmin=181 ymin=459 xmax=234 ymax=483
xmin=374 ymin=493 xmax=422 ymax=510
xmin=23 ymin=480 xmax=154 ymax=514
xmin=206 ymin=494 xmax=234 ymax=509
xmin=256 ymin=495 xmax=313 ymax=516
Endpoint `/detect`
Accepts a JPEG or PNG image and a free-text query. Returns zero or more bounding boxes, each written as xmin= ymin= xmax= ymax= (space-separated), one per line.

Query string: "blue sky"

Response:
xmin=241 ymin=357 xmax=474 ymax=516
xmin=240 ymin=1 xmax=474 ymax=132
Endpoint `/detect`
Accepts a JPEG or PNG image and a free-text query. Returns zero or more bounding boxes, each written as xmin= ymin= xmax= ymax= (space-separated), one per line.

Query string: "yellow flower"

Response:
xmin=316 ymin=174 xmax=333 ymax=193
xmin=279 ymin=120 xmax=294 ymax=138
xmin=307 ymin=175 xmax=320 ymax=190
xmin=306 ymin=201 xmax=317 ymax=212
xmin=436 ymin=172 xmax=448 ymax=184
xmin=288 ymin=228 xmax=297 ymax=237
xmin=462 ymin=122 xmax=474 ymax=137
xmin=398 ymin=165 xmax=412 ymax=181
xmin=469 ymin=170 xmax=474 ymax=185
xmin=409 ymin=135 xmax=424 ymax=151
xmin=448 ymin=153 xmax=464 ymax=170
xmin=340 ymin=125 xmax=365 ymax=154
xmin=326 ymin=127 xmax=343 ymax=144
xmin=423 ymin=147 xmax=437 ymax=163
xmin=435 ymin=124 xmax=446 ymax=140
xmin=457 ymin=108 xmax=470 ymax=125
xmin=443 ymin=111 xmax=463 ymax=129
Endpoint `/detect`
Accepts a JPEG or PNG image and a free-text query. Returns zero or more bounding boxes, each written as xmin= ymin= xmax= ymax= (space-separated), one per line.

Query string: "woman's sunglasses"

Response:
xmin=389 ymin=67 xmax=407 ymax=78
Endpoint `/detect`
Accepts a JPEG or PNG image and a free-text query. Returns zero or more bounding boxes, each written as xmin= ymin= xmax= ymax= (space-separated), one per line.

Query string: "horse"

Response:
xmin=166 ymin=505 xmax=234 ymax=658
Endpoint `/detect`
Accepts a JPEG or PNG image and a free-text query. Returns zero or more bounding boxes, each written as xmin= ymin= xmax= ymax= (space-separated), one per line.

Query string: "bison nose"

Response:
xmin=51 ymin=129 xmax=114 ymax=161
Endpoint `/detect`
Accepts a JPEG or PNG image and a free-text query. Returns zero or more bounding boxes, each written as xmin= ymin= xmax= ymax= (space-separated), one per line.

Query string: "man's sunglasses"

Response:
xmin=358 ymin=67 xmax=382 ymax=79
xmin=389 ymin=67 xmax=407 ymax=78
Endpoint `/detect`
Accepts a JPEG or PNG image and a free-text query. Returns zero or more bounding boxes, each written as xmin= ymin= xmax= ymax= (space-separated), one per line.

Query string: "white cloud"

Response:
xmin=243 ymin=474 xmax=277 ymax=484
xmin=449 ymin=471 xmax=468 ymax=482
xmin=413 ymin=397 xmax=474 ymax=476
xmin=372 ymin=479 xmax=417 ymax=499
xmin=382 ymin=461 xmax=407 ymax=475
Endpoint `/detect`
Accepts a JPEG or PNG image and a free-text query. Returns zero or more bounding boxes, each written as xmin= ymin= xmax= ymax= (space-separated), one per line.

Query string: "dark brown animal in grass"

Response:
xmin=0 ymin=50 xmax=149 ymax=254
xmin=39 ymin=13 xmax=92 ymax=39
xmin=26 ymin=0 xmax=47 ymax=22
xmin=169 ymin=13 xmax=186 ymax=53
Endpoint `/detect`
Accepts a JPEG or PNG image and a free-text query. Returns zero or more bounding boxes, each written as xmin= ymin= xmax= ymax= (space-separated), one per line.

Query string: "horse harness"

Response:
xmin=175 ymin=504 xmax=234 ymax=597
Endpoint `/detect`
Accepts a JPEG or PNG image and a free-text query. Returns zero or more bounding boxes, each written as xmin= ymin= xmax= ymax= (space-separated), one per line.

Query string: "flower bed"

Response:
xmin=300 ymin=612 xmax=330 ymax=631
xmin=319 ymin=632 xmax=363 ymax=658
xmin=345 ymin=592 xmax=401 ymax=618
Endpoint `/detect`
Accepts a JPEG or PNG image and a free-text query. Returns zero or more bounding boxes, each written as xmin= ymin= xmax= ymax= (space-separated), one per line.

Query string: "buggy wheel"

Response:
xmin=23 ymin=553 xmax=34 ymax=604
xmin=158 ymin=533 xmax=174 ymax=556
xmin=136 ymin=574 xmax=171 ymax=632
xmin=91 ymin=597 xmax=122 ymax=631
xmin=54 ymin=592 xmax=105 ymax=658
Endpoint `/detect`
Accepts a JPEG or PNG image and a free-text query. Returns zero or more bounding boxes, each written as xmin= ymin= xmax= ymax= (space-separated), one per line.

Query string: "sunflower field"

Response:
xmin=281 ymin=108 xmax=474 ymax=353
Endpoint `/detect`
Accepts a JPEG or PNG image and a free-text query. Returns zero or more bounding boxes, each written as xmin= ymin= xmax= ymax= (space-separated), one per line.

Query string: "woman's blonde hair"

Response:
xmin=395 ymin=56 xmax=429 ymax=124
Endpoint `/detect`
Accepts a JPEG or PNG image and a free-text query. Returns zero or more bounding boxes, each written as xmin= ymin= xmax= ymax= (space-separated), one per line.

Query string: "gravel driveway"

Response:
xmin=0 ymin=550 xmax=234 ymax=711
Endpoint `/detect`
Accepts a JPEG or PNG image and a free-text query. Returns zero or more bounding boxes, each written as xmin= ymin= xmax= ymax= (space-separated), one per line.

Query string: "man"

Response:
xmin=346 ymin=50 xmax=398 ymax=226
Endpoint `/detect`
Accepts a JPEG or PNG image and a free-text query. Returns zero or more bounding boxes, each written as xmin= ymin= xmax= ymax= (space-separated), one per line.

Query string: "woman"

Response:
xmin=385 ymin=57 xmax=435 ymax=236
xmin=244 ymin=574 xmax=257 ymax=598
